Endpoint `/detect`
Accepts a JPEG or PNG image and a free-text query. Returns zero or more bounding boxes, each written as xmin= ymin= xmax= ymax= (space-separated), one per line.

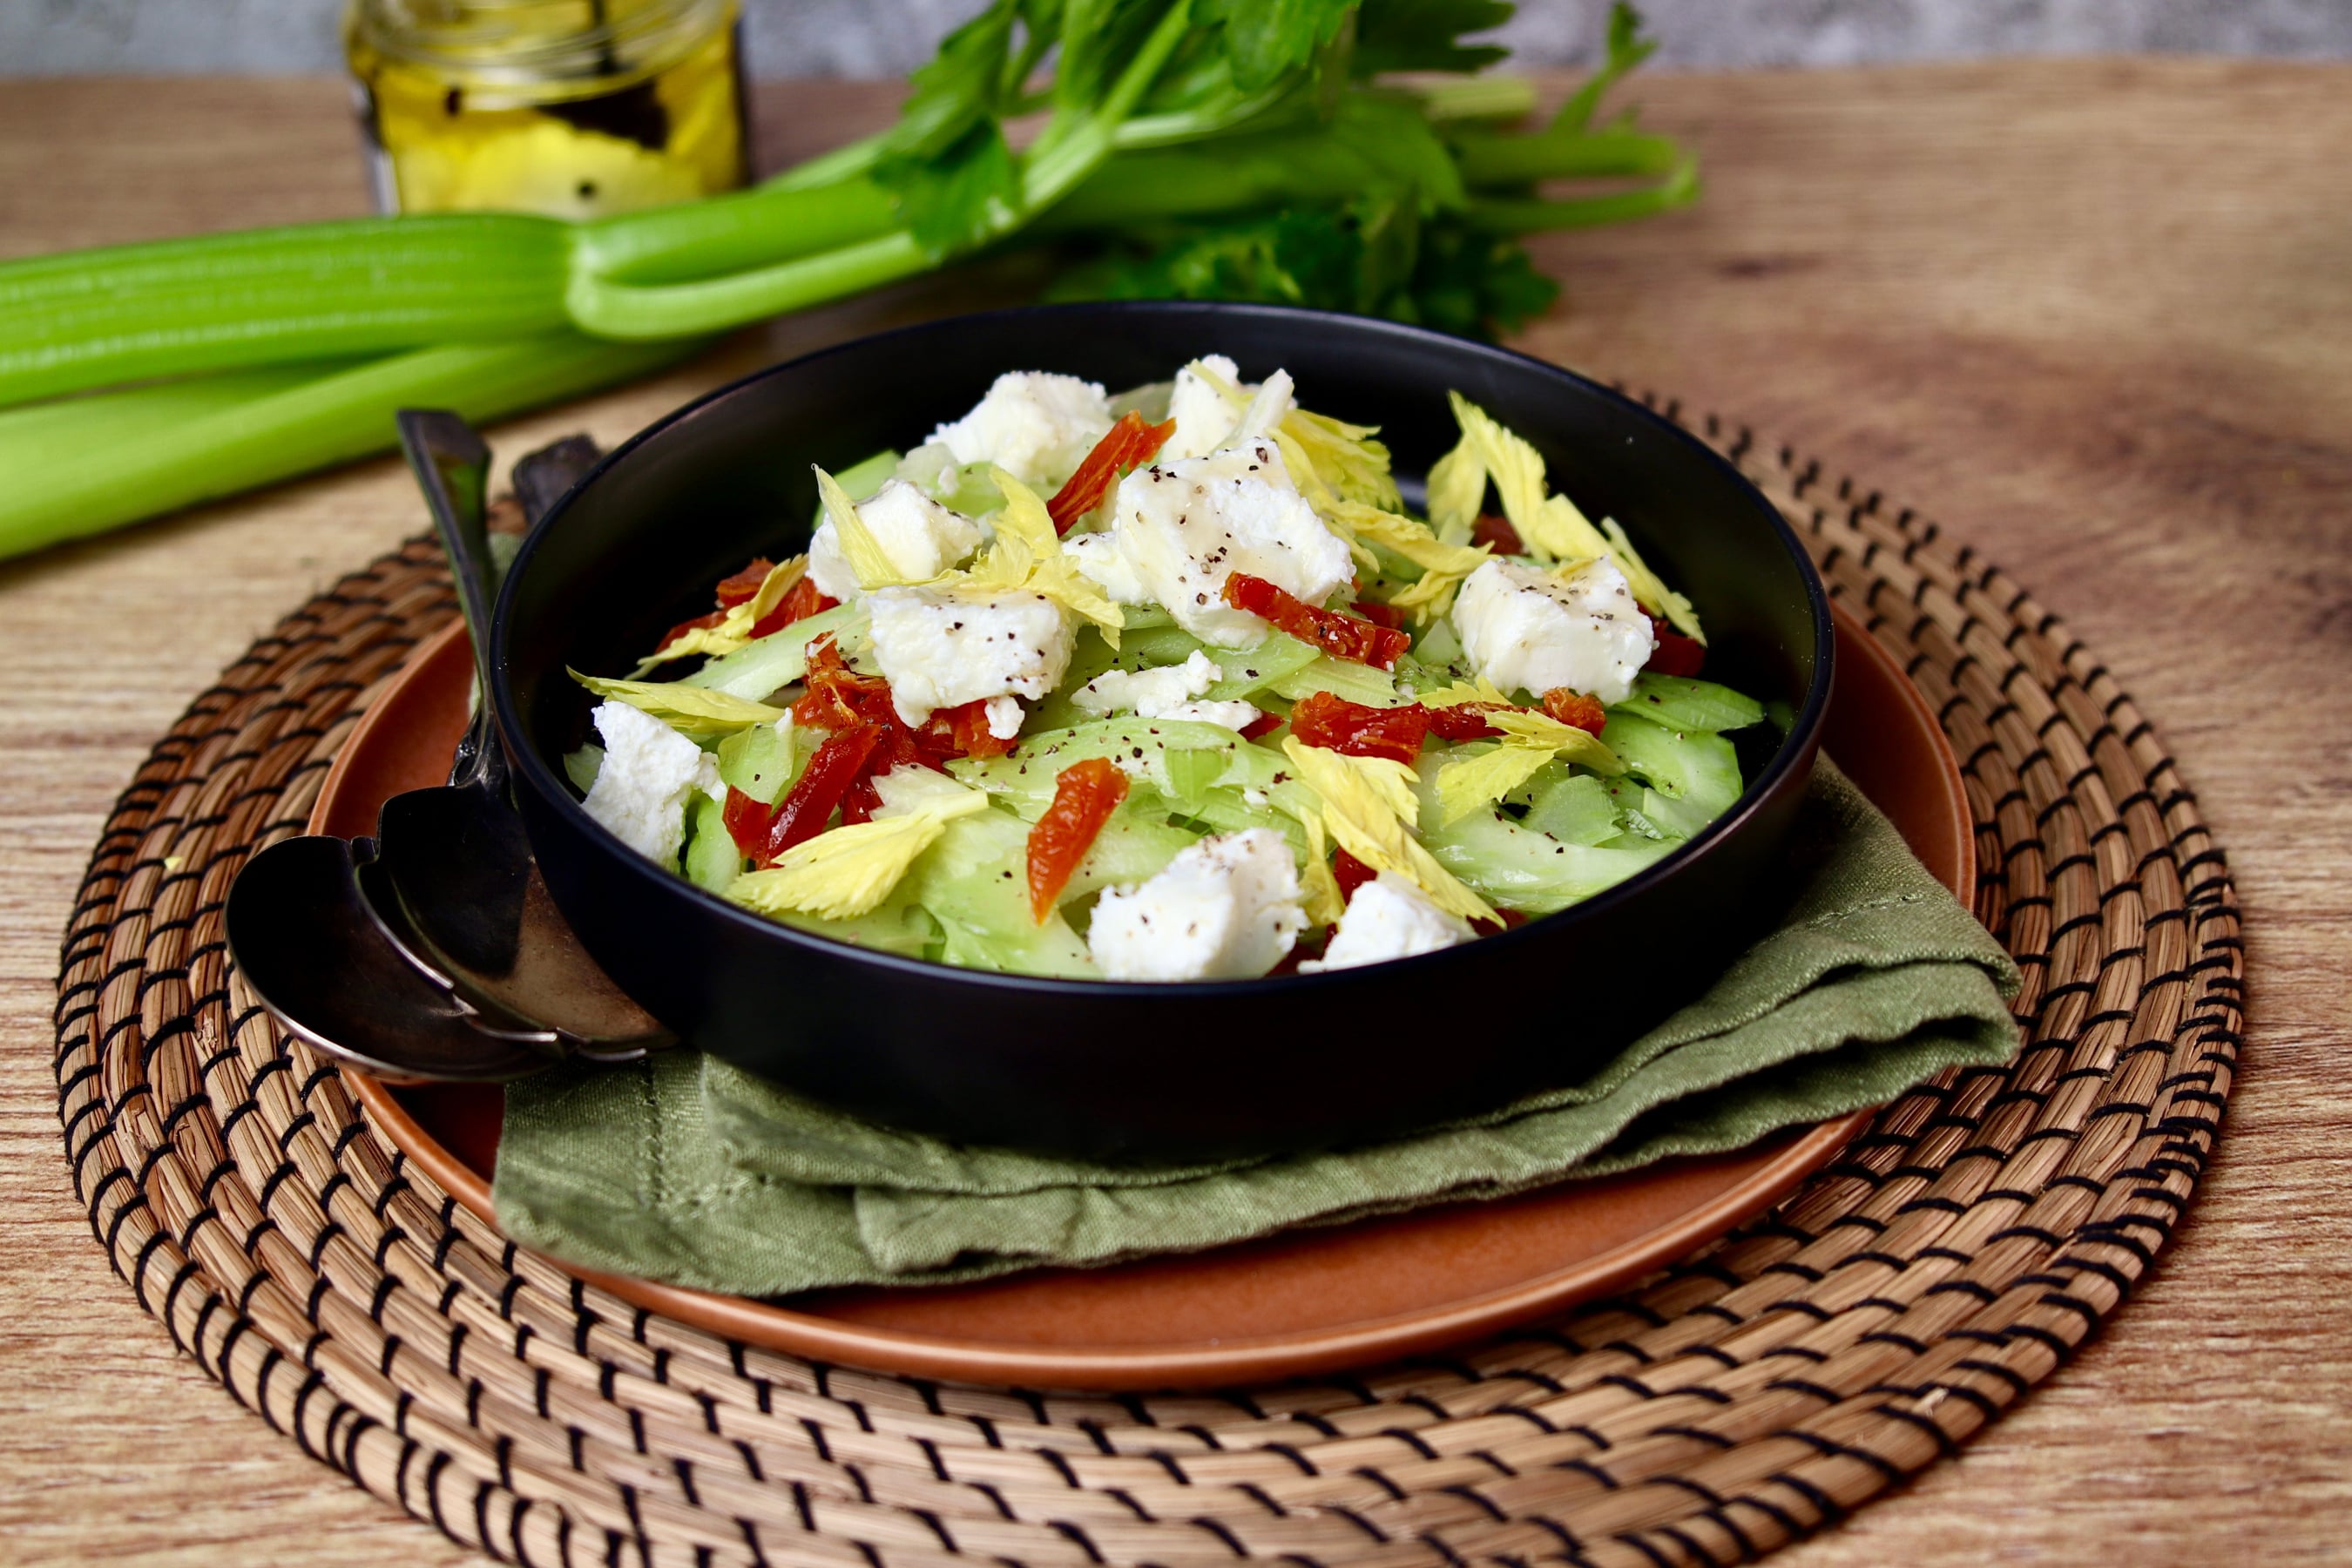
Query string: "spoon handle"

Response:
xmin=397 ymin=410 xmax=504 ymax=790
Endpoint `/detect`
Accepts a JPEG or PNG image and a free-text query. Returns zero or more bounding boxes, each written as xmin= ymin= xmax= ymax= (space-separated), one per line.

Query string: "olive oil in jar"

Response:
xmin=346 ymin=0 xmax=750 ymax=219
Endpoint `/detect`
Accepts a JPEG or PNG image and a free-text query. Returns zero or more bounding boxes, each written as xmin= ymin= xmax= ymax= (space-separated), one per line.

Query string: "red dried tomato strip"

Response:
xmin=1049 ymin=411 xmax=1177 ymax=534
xmin=1027 ymin=758 xmax=1130 ymax=922
xmin=1471 ymin=908 xmax=1531 ymax=936
xmin=750 ymin=574 xmax=838 ymax=639
xmin=1541 ymin=688 xmax=1608 ymax=735
xmin=791 ymin=635 xmax=896 ymax=732
xmin=714 ymin=555 xmax=776 ymax=607
xmin=757 ymin=722 xmax=881 ymax=863
xmin=926 ymin=699 xmax=1017 ymax=761
xmin=1287 ymin=690 xmax=1431 ymax=765
xmin=1642 ymin=612 xmax=1706 ymax=677
xmin=722 ymin=786 xmax=777 ymax=860
xmin=1220 ymin=573 xmax=1412 ymax=670
xmin=1470 ymin=512 xmax=1524 ymax=555
xmin=1332 ymin=848 xmax=1376 ymax=902
xmin=1349 ymin=598 xmax=1409 ymax=631
xmin=656 ymin=607 xmax=729 ymax=652
xmin=1239 ymin=709 xmax=1284 ymax=740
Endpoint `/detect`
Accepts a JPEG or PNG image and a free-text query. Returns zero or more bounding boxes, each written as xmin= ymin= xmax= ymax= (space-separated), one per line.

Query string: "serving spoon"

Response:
xmin=224 ymin=414 xmax=671 ymax=1081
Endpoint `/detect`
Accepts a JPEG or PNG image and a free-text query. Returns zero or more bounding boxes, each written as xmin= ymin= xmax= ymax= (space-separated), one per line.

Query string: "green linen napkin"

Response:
xmin=494 ymin=762 xmax=2021 ymax=1297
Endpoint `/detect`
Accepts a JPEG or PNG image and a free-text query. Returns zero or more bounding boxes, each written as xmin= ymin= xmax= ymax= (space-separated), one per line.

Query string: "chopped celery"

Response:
xmin=835 ymin=449 xmax=900 ymax=501
xmin=936 ymin=463 xmax=1008 ymax=518
xmin=1267 ymin=655 xmax=1402 ymax=707
xmin=1160 ymin=747 xmax=1228 ymax=813
xmin=775 ymin=891 xmax=939 ymax=960
xmin=1600 ymin=711 xmax=1744 ymax=814
xmin=684 ymin=602 xmax=867 ymax=700
xmin=1420 ymin=790 xmax=1678 ymax=913
xmin=1612 ymin=673 xmax=1767 ymax=733
xmin=905 ymin=810 xmax=1094 ymax=976
xmin=563 ymin=742 xmax=603 ymax=795
xmin=1058 ymin=810 xmax=1199 ymax=902
xmin=716 ymin=720 xmax=800 ymax=805
xmin=1639 ymin=786 xmax=1715 ymax=840
xmin=950 ymin=717 xmax=1261 ymax=812
xmin=680 ymin=794 xmax=743 ymax=892
xmin=1119 ymin=605 xmax=1177 ymax=631
xmin=1523 ymin=770 xmax=1620 ymax=846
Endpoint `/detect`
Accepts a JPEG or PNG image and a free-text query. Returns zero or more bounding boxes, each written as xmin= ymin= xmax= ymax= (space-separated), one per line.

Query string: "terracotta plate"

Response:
xmin=325 ymin=602 xmax=1971 ymax=1389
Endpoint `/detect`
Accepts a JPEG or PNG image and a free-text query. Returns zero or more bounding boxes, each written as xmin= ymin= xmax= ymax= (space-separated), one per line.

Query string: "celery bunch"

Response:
xmin=0 ymin=1 xmax=1693 ymax=560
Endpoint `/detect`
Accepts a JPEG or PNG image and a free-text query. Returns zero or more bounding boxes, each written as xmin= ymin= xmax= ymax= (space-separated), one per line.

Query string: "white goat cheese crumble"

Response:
xmin=927 ymin=370 xmax=1112 ymax=490
xmin=807 ymin=477 xmax=983 ymax=602
xmin=1450 ymin=556 xmax=1656 ymax=706
xmin=1164 ymin=355 xmax=1298 ymax=460
xmin=1086 ymin=829 xmax=1307 ymax=981
xmin=1075 ymin=440 xmax=1350 ymax=648
xmin=1300 ymin=873 xmax=1477 ymax=973
xmin=580 ymin=700 xmax=721 ymax=865
xmin=865 ymin=587 xmax=1074 ymax=727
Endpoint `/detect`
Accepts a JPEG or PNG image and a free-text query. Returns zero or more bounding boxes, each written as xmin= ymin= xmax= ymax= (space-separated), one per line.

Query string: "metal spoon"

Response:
xmin=224 ymin=416 xmax=670 ymax=1079
xmin=368 ymin=411 xmax=668 ymax=1055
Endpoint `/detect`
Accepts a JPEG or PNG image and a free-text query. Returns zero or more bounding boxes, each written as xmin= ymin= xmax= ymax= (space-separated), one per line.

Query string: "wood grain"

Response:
xmin=2 ymin=60 xmax=2346 ymax=1564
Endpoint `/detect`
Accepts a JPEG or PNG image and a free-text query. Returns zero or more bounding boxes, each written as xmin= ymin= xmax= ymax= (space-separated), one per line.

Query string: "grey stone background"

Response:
xmin=3 ymin=0 xmax=2348 ymax=76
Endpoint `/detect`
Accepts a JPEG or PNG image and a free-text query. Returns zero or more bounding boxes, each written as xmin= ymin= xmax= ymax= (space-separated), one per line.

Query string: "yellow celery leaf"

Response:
xmin=1271 ymin=428 xmax=1381 ymax=573
xmin=1334 ymin=500 xmax=1490 ymax=624
xmin=1435 ymin=744 xmax=1558 ymax=827
xmin=1486 ymin=707 xmax=1625 ymax=775
xmin=1427 ymin=704 xmax=1623 ymax=825
xmin=1439 ymin=394 xmax=1708 ymax=644
xmin=1281 ymin=736 xmax=1496 ymax=925
xmin=727 ymin=770 xmax=989 ymax=920
xmin=1297 ymin=811 xmax=1347 ymax=929
xmin=963 ymin=468 xmax=1122 ymax=645
xmin=1417 ymin=675 xmax=1515 ymax=708
xmin=1425 ymin=432 xmax=1487 ymax=543
xmin=1600 ymin=517 xmax=1705 ymax=645
xmin=571 ymin=671 xmax=785 ymax=740
xmin=814 ymin=466 xmax=930 ymax=591
xmin=633 ymin=555 xmax=810 ymax=670
xmin=1280 ymin=408 xmax=1402 ymax=512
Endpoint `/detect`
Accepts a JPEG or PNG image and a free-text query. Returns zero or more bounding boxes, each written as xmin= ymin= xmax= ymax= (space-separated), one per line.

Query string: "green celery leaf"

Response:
xmin=1555 ymin=1 xmax=1658 ymax=133
xmin=886 ymin=0 xmax=1019 ymax=161
xmin=1045 ymin=200 xmax=1556 ymax=342
xmin=1399 ymin=218 xmax=1558 ymax=338
xmin=1197 ymin=0 xmax=1358 ymax=91
xmin=876 ymin=118 xmax=1022 ymax=259
xmin=1353 ymin=0 xmax=1514 ymax=77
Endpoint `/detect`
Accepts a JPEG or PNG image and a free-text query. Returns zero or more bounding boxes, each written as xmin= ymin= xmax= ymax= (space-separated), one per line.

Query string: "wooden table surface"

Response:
xmin=3 ymin=60 xmax=2347 ymax=1565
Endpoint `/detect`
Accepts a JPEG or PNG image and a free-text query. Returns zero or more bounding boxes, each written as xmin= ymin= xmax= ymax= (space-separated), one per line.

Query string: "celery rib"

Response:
xmin=0 ymin=333 xmax=692 ymax=558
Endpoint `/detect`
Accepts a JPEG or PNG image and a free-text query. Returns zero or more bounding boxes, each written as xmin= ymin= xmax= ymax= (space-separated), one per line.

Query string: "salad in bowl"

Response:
xmin=564 ymin=355 xmax=1768 ymax=983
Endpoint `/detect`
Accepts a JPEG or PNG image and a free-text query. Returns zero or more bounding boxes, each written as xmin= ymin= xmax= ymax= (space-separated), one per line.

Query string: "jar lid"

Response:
xmin=350 ymin=0 xmax=736 ymax=96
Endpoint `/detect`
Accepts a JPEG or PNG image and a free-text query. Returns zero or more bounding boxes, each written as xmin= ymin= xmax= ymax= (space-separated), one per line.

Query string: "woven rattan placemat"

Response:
xmin=51 ymin=403 xmax=2242 ymax=1566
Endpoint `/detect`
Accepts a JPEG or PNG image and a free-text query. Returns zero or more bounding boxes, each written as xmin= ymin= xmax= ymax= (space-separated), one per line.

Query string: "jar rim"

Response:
xmin=349 ymin=0 xmax=738 ymax=90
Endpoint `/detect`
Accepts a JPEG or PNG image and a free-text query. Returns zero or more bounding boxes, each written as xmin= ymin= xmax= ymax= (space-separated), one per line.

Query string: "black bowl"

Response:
xmin=494 ymin=303 xmax=1833 ymax=1160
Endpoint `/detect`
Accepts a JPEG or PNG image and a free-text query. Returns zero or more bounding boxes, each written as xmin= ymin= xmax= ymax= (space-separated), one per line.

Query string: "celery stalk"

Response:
xmin=0 ymin=331 xmax=689 ymax=558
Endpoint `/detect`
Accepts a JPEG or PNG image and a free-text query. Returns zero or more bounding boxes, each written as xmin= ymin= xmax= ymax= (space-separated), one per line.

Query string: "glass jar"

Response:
xmin=346 ymin=0 xmax=750 ymax=220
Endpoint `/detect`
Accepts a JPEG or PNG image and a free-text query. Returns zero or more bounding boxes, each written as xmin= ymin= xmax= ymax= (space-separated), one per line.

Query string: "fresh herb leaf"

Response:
xmin=1195 ymin=0 xmax=1359 ymax=91
xmin=1353 ymin=0 xmax=1514 ymax=77
xmin=877 ymin=118 xmax=1022 ymax=259
xmin=885 ymin=0 xmax=1020 ymax=161
xmin=1046 ymin=199 xmax=1557 ymax=343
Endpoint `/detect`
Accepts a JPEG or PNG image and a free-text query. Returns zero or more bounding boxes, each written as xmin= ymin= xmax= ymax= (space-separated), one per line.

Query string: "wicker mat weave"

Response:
xmin=51 ymin=404 xmax=2243 ymax=1568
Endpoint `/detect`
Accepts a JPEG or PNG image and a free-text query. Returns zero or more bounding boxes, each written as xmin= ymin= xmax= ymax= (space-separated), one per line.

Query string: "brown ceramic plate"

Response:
xmin=326 ymin=601 xmax=1970 ymax=1389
